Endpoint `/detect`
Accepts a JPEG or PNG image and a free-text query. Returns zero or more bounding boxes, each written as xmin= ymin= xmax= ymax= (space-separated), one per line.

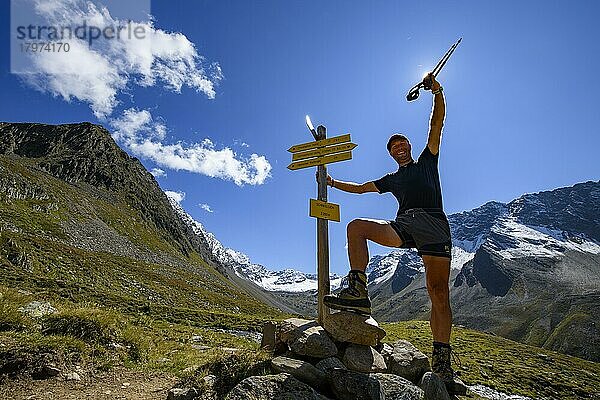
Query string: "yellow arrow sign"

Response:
xmin=287 ymin=151 xmax=352 ymax=170
xmin=292 ymin=142 xmax=357 ymax=161
xmin=288 ymin=134 xmax=351 ymax=153
xmin=310 ymin=199 xmax=340 ymax=222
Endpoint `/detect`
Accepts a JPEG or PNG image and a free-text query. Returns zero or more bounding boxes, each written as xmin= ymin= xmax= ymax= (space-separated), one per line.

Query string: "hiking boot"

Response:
xmin=432 ymin=342 xmax=468 ymax=396
xmin=323 ymin=270 xmax=371 ymax=315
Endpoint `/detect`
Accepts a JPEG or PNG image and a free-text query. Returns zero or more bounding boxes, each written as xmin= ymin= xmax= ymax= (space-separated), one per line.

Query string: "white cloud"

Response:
xmin=111 ymin=108 xmax=272 ymax=186
xmin=150 ymin=168 xmax=166 ymax=177
xmin=110 ymin=108 xmax=166 ymax=142
xmin=164 ymin=190 xmax=185 ymax=204
xmin=24 ymin=38 xmax=125 ymax=118
xmin=21 ymin=0 xmax=221 ymax=118
xmin=18 ymin=1 xmax=271 ymax=186
xmin=199 ymin=203 xmax=213 ymax=213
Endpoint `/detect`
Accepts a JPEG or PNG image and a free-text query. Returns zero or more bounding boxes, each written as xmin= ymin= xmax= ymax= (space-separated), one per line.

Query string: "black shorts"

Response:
xmin=389 ymin=208 xmax=452 ymax=259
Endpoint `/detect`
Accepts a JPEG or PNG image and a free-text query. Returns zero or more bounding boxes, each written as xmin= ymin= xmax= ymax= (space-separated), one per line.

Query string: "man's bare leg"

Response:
xmin=346 ymin=218 xmax=403 ymax=271
xmin=422 ymin=255 xmax=452 ymax=343
xmin=423 ymin=255 xmax=466 ymax=394
xmin=324 ymin=218 xmax=404 ymax=314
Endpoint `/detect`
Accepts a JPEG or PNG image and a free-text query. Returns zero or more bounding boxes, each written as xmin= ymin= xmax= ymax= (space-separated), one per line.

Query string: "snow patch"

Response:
xmin=258 ymin=274 xmax=343 ymax=293
xmin=451 ymin=247 xmax=475 ymax=270
xmin=453 ymin=233 xmax=485 ymax=253
xmin=367 ymin=251 xmax=409 ymax=285
xmin=491 ymin=218 xmax=600 ymax=259
xmin=468 ymin=384 xmax=532 ymax=400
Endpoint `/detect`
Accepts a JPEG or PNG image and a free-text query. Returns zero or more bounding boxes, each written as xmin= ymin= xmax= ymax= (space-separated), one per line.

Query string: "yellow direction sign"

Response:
xmin=292 ymin=142 xmax=357 ymax=161
xmin=287 ymin=151 xmax=352 ymax=171
xmin=310 ymin=199 xmax=340 ymax=222
xmin=288 ymin=134 xmax=351 ymax=153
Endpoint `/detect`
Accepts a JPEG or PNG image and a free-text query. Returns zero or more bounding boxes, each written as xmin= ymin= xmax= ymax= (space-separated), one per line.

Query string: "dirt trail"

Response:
xmin=0 ymin=368 xmax=177 ymax=400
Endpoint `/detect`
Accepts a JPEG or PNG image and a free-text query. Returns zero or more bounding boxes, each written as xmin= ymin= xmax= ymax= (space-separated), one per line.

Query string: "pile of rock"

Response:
xmin=169 ymin=312 xmax=458 ymax=399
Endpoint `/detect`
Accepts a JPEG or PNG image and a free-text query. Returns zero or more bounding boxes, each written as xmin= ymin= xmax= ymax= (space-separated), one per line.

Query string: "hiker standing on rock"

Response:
xmin=322 ymin=73 xmax=466 ymax=395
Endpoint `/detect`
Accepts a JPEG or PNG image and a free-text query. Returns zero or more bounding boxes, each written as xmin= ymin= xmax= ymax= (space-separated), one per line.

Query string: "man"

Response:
xmin=323 ymin=73 xmax=466 ymax=395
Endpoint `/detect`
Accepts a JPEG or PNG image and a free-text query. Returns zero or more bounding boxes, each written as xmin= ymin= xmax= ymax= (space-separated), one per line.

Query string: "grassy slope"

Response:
xmin=3 ymin=288 xmax=599 ymax=399
xmin=383 ymin=321 xmax=600 ymax=399
xmin=0 ymin=155 xmax=285 ymax=325
xmin=0 ymin=153 xmax=289 ymax=389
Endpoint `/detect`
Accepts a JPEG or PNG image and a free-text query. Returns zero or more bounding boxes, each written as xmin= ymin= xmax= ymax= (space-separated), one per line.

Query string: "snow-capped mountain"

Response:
xmin=165 ymin=192 xmax=342 ymax=293
xmin=370 ymin=181 xmax=600 ymax=298
xmin=366 ymin=247 xmax=474 ymax=286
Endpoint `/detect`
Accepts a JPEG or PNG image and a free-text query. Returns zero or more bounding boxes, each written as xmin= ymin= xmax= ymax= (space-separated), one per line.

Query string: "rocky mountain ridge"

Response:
xmin=166 ymin=193 xmax=345 ymax=293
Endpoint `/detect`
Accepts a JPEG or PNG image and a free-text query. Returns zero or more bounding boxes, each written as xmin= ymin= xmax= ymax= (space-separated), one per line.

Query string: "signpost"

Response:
xmin=309 ymin=199 xmax=340 ymax=222
xmin=291 ymin=142 xmax=357 ymax=161
xmin=287 ymin=151 xmax=353 ymax=171
xmin=288 ymin=116 xmax=357 ymax=325
xmin=287 ymin=134 xmax=351 ymax=153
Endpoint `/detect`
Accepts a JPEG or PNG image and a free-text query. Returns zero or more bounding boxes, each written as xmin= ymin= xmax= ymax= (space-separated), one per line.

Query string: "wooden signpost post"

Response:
xmin=288 ymin=116 xmax=357 ymax=325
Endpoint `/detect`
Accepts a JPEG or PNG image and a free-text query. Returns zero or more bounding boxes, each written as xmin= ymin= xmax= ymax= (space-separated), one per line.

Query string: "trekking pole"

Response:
xmin=406 ymin=38 xmax=462 ymax=102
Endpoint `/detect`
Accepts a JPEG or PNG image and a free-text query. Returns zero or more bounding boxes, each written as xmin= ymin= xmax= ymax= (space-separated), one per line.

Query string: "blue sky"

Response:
xmin=1 ymin=0 xmax=599 ymax=275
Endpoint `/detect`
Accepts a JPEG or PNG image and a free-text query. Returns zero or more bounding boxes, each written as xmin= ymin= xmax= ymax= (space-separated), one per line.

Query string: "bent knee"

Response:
xmin=347 ymin=219 xmax=370 ymax=236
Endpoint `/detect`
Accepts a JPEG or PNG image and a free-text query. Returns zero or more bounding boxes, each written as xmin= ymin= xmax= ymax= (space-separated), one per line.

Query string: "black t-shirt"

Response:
xmin=372 ymin=146 xmax=443 ymax=218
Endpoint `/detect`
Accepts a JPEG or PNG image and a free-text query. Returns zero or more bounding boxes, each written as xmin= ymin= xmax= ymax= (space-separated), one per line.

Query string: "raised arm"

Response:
xmin=326 ymin=175 xmax=378 ymax=194
xmin=425 ymin=73 xmax=446 ymax=156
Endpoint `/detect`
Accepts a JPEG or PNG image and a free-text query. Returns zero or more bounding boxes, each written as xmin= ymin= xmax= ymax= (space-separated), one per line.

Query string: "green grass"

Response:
xmin=0 ymin=289 xmax=33 ymax=332
xmin=0 ymin=146 xmax=288 ymax=390
xmin=3 ymin=283 xmax=600 ymax=399
xmin=0 ymin=229 xmax=282 ymax=320
xmin=92 ymin=197 xmax=182 ymax=258
xmin=382 ymin=320 xmax=600 ymax=399
xmin=0 ymin=285 xmax=276 ymax=380
xmin=0 ymin=154 xmax=283 ymax=320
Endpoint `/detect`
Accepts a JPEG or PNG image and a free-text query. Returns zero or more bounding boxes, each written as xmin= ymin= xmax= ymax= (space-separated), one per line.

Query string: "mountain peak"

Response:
xmin=508 ymin=180 xmax=600 ymax=242
xmin=0 ymin=121 xmax=143 ymax=191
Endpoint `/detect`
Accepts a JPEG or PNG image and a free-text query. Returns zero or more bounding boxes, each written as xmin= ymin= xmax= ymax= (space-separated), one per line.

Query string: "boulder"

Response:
xmin=419 ymin=372 xmax=451 ymax=400
xmin=315 ymin=357 xmax=346 ymax=374
xmin=323 ymin=312 xmax=386 ymax=346
xmin=278 ymin=318 xmax=337 ymax=359
xmin=261 ymin=321 xmax=277 ymax=351
xmin=271 ymin=356 xmax=327 ymax=390
xmin=382 ymin=340 xmax=431 ymax=383
xmin=328 ymin=369 xmax=384 ymax=400
xmin=371 ymin=373 xmax=425 ymax=400
xmin=167 ymin=387 xmax=200 ymax=400
xmin=18 ymin=301 xmax=57 ymax=318
xmin=224 ymin=373 xmax=330 ymax=400
xmin=65 ymin=372 xmax=81 ymax=381
xmin=342 ymin=344 xmax=387 ymax=373
xmin=379 ymin=343 xmax=393 ymax=355
xmin=279 ymin=318 xmax=317 ymax=344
